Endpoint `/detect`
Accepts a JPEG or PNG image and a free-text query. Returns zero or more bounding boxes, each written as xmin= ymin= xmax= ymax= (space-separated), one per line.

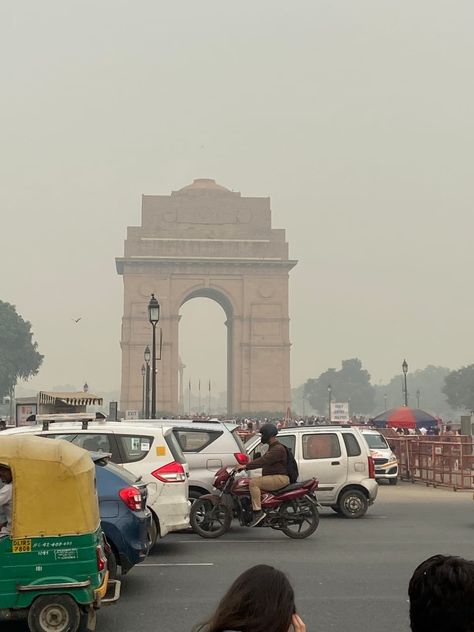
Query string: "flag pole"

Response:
xmin=208 ymin=379 xmax=211 ymax=415
xmin=198 ymin=379 xmax=201 ymax=415
xmin=188 ymin=379 xmax=191 ymax=416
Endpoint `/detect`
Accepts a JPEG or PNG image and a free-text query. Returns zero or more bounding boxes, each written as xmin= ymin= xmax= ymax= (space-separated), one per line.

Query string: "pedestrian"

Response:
xmin=0 ymin=419 xmax=6 ymax=430
xmin=408 ymin=554 xmax=474 ymax=632
xmin=0 ymin=465 xmax=13 ymax=535
xmin=443 ymin=424 xmax=454 ymax=436
xmin=194 ymin=564 xmax=306 ymax=632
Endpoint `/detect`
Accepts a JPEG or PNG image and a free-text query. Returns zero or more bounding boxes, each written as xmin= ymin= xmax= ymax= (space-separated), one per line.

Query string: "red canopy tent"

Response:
xmin=372 ymin=407 xmax=438 ymax=430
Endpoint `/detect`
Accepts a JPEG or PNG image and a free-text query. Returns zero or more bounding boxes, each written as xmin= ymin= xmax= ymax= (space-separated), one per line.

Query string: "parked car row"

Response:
xmin=2 ymin=416 xmax=397 ymax=578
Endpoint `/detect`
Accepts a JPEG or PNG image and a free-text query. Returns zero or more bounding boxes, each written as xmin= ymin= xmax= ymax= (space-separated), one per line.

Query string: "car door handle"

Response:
xmin=331 ymin=461 xmax=340 ymax=465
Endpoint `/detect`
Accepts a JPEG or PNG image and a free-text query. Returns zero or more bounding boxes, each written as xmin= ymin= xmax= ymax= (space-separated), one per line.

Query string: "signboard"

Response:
xmin=16 ymin=403 xmax=37 ymax=427
xmin=330 ymin=402 xmax=350 ymax=423
xmin=125 ymin=410 xmax=139 ymax=421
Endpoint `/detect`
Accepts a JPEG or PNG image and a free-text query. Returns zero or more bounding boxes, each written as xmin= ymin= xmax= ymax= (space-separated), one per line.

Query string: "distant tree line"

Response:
xmin=296 ymin=358 xmax=474 ymax=418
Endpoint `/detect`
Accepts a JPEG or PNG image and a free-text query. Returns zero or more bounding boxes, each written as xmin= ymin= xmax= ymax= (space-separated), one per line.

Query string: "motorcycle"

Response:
xmin=190 ymin=465 xmax=320 ymax=540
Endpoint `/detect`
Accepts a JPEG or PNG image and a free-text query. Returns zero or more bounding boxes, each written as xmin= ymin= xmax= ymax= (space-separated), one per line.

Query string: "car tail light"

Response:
xmin=119 ymin=486 xmax=143 ymax=511
xmin=234 ymin=452 xmax=249 ymax=465
xmin=368 ymin=456 xmax=375 ymax=479
xmin=96 ymin=545 xmax=106 ymax=572
xmin=152 ymin=461 xmax=186 ymax=483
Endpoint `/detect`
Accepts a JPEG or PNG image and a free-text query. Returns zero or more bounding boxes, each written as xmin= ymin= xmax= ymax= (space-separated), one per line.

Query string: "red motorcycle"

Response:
xmin=190 ymin=464 xmax=320 ymax=540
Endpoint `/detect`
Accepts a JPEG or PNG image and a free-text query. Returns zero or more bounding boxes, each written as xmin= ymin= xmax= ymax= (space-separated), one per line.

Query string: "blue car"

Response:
xmin=93 ymin=454 xmax=152 ymax=577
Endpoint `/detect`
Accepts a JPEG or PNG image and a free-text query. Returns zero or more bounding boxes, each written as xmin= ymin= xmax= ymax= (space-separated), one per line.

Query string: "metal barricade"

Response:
xmin=387 ymin=435 xmax=474 ymax=490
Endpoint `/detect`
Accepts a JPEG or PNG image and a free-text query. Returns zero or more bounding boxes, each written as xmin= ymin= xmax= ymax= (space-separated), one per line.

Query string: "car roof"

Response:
xmin=278 ymin=425 xmax=361 ymax=433
xmin=130 ymin=419 xmax=239 ymax=432
xmin=2 ymin=421 xmax=173 ymax=434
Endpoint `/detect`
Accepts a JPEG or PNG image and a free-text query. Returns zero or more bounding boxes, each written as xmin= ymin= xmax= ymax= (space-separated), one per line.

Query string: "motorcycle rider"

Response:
xmin=236 ymin=423 xmax=289 ymax=527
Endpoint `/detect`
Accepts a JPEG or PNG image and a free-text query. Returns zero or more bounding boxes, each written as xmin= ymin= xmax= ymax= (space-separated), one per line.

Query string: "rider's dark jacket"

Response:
xmin=245 ymin=440 xmax=288 ymax=477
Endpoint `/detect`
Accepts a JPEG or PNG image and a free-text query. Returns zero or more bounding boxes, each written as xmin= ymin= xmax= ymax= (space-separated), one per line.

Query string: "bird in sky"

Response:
xmin=72 ymin=317 xmax=82 ymax=323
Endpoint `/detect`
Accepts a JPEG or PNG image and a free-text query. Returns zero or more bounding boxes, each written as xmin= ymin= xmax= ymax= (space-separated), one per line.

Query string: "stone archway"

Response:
xmin=116 ymin=179 xmax=297 ymax=416
xmin=179 ymin=288 xmax=234 ymax=414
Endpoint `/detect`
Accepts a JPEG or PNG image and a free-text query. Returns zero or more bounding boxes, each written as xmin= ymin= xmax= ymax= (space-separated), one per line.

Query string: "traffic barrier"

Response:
xmin=386 ymin=435 xmax=474 ymax=491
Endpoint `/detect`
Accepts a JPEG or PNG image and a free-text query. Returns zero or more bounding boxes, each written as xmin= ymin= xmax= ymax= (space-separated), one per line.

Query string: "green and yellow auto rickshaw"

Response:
xmin=0 ymin=434 xmax=120 ymax=632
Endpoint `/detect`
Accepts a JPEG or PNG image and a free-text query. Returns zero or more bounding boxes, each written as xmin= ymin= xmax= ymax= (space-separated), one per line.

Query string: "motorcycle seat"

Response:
xmin=273 ymin=480 xmax=313 ymax=495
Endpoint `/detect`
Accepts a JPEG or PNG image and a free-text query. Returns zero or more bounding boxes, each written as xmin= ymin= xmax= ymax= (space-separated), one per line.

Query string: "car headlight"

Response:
xmin=390 ymin=453 xmax=398 ymax=462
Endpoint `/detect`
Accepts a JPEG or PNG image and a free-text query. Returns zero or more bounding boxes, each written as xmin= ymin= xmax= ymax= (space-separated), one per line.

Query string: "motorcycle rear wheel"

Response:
xmin=279 ymin=499 xmax=319 ymax=539
xmin=190 ymin=498 xmax=232 ymax=538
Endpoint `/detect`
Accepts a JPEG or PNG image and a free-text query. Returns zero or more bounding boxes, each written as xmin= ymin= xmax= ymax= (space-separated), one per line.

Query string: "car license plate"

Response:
xmin=12 ymin=538 xmax=32 ymax=553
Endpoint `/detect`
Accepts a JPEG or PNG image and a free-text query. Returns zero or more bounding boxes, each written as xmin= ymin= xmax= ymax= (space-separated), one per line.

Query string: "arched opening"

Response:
xmin=178 ymin=291 xmax=233 ymax=415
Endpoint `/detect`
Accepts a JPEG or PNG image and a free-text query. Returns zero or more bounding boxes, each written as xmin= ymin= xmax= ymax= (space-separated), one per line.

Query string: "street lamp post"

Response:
xmin=416 ymin=389 xmax=420 ymax=408
xmin=384 ymin=393 xmax=388 ymax=410
xmin=144 ymin=346 xmax=151 ymax=418
xmin=328 ymin=384 xmax=332 ymax=421
xmin=141 ymin=364 xmax=146 ymax=417
xmin=402 ymin=359 xmax=408 ymax=407
xmin=148 ymin=294 xmax=160 ymax=419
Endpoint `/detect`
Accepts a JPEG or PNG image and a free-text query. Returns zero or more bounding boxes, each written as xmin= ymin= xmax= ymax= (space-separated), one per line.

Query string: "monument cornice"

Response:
xmin=116 ymin=256 xmax=297 ymax=275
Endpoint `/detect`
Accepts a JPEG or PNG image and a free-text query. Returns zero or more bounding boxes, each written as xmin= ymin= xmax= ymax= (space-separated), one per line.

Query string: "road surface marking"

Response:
xmin=139 ymin=562 xmax=214 ymax=567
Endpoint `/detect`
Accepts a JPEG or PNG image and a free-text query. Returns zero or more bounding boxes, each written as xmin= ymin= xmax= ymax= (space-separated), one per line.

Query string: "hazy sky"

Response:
xmin=2 ymin=1 xmax=474 ymax=396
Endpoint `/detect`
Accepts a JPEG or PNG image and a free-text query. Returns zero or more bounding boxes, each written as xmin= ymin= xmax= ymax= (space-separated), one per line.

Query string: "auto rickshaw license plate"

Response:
xmin=12 ymin=538 xmax=32 ymax=553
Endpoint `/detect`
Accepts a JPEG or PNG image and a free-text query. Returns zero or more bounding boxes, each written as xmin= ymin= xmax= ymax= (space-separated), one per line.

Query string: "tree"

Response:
xmin=0 ymin=301 xmax=43 ymax=398
xmin=303 ymin=358 xmax=375 ymax=415
xmin=443 ymin=365 xmax=474 ymax=411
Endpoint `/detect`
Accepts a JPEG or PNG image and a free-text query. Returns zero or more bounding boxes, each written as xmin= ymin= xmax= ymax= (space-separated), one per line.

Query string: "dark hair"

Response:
xmin=195 ymin=564 xmax=295 ymax=632
xmin=409 ymin=554 xmax=474 ymax=632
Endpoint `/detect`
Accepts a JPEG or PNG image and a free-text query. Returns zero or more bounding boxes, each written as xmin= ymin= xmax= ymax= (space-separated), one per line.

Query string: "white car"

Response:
xmin=245 ymin=425 xmax=378 ymax=518
xmin=360 ymin=429 xmax=399 ymax=485
xmin=3 ymin=414 xmax=190 ymax=542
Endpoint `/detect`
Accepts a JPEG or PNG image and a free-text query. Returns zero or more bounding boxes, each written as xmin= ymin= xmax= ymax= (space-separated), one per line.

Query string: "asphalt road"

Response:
xmin=5 ymin=482 xmax=474 ymax=632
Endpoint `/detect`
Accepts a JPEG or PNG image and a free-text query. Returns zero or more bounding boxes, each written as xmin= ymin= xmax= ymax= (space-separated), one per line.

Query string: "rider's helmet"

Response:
xmin=260 ymin=423 xmax=278 ymax=445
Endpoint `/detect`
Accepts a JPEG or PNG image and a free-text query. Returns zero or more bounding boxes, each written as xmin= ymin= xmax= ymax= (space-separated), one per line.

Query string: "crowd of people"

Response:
xmin=194 ymin=555 xmax=474 ymax=631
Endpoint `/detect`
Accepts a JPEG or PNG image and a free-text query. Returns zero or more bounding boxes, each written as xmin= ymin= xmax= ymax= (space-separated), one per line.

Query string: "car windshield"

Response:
xmin=364 ymin=434 xmax=389 ymax=450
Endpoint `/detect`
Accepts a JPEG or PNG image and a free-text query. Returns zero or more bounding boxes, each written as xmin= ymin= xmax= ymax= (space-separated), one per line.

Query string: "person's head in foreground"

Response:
xmin=409 ymin=554 xmax=474 ymax=632
xmin=195 ymin=564 xmax=305 ymax=632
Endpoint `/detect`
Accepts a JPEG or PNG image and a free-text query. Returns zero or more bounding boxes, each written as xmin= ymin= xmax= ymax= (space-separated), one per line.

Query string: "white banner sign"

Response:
xmin=331 ymin=402 xmax=350 ymax=423
xmin=125 ymin=410 xmax=139 ymax=420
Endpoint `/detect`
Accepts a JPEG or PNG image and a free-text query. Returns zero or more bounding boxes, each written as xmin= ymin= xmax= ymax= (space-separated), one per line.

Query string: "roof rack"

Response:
xmin=192 ymin=419 xmax=221 ymax=424
xmin=26 ymin=412 xmax=107 ymax=431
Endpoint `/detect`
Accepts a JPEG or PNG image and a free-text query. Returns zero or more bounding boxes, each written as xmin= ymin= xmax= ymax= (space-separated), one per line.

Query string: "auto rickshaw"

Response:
xmin=0 ymin=434 xmax=120 ymax=632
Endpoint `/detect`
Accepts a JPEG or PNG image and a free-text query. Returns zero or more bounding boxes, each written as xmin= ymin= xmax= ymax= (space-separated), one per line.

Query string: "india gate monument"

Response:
xmin=116 ymin=179 xmax=297 ymax=415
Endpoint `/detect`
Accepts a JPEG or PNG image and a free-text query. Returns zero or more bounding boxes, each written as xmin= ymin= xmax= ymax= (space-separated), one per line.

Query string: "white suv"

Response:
xmin=3 ymin=415 xmax=190 ymax=542
xmin=245 ymin=425 xmax=378 ymax=518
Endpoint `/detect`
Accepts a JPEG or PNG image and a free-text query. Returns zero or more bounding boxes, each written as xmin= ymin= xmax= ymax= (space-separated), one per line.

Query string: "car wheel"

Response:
xmin=148 ymin=515 xmax=159 ymax=548
xmin=28 ymin=594 xmax=81 ymax=632
xmin=106 ymin=546 xmax=119 ymax=580
xmin=338 ymin=489 xmax=369 ymax=519
xmin=389 ymin=477 xmax=398 ymax=486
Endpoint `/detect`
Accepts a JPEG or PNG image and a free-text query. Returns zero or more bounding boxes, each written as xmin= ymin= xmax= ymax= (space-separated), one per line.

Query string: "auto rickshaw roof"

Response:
xmin=0 ymin=434 xmax=100 ymax=538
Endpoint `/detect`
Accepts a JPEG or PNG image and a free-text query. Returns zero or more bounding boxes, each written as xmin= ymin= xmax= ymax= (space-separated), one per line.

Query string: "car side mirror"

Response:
xmin=254 ymin=452 xmax=261 ymax=459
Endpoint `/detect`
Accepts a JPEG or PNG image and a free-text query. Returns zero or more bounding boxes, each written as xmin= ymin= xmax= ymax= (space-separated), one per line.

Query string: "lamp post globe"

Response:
xmin=148 ymin=294 xmax=161 ymax=419
xmin=148 ymin=294 xmax=160 ymax=325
